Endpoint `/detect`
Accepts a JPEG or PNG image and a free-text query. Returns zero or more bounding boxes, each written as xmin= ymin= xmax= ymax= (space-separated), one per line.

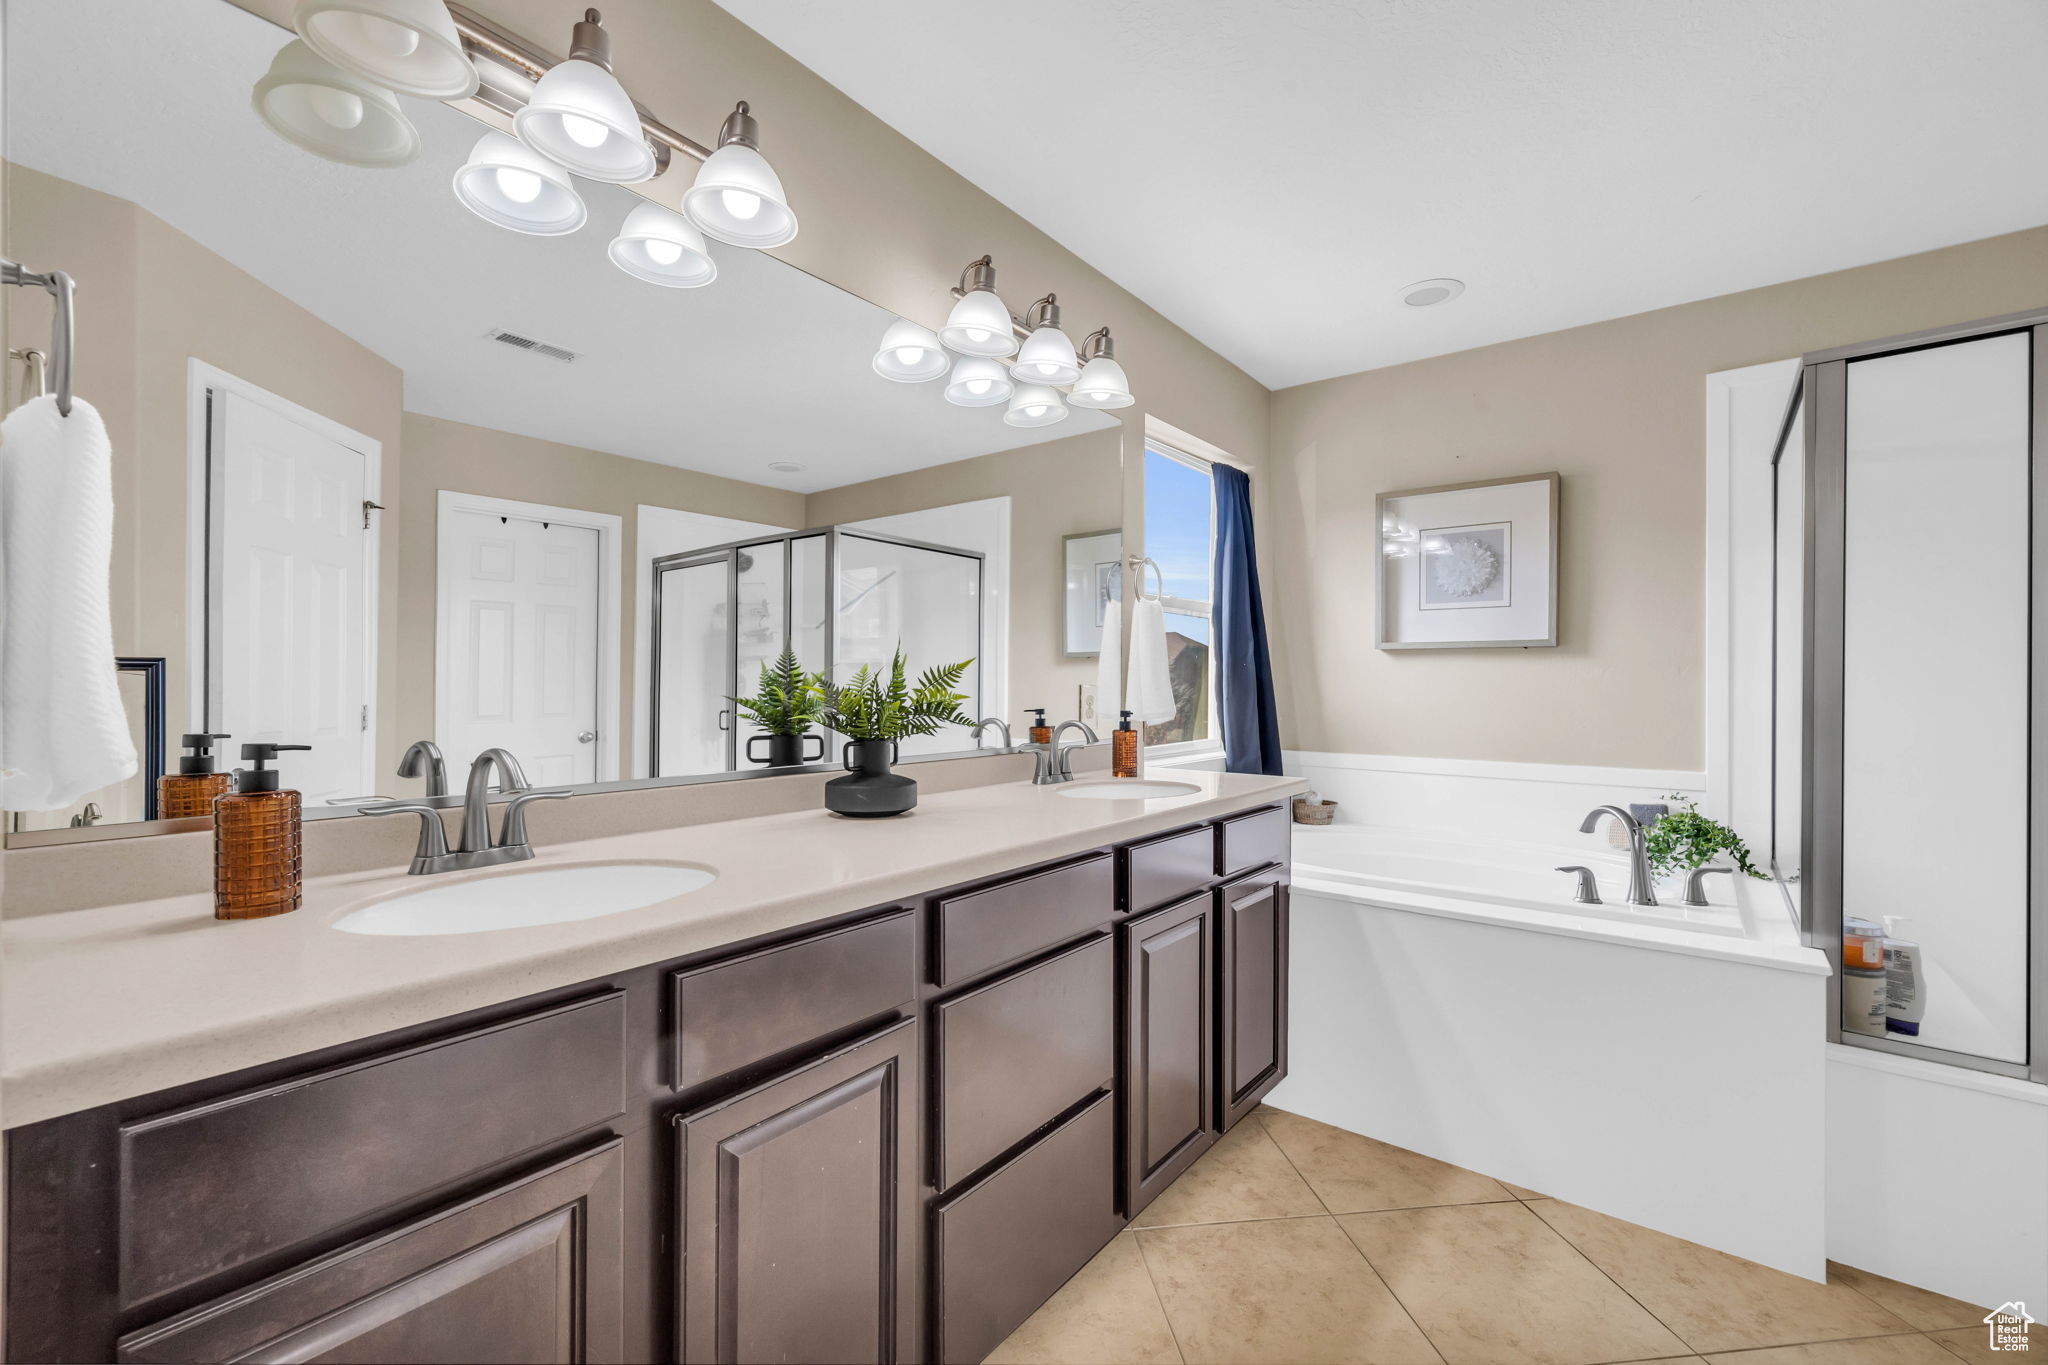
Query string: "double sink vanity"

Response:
xmin=2 ymin=764 xmax=1302 ymax=1364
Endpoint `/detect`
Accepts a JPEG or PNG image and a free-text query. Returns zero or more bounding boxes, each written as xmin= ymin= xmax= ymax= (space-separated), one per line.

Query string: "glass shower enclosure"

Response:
xmin=1772 ymin=308 xmax=2047 ymax=1082
xmin=649 ymin=526 xmax=984 ymax=778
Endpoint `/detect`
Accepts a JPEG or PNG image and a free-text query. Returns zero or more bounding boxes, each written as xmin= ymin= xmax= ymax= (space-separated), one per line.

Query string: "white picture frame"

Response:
xmin=1376 ymin=473 xmax=1558 ymax=649
xmin=1063 ymin=528 xmax=1123 ymax=656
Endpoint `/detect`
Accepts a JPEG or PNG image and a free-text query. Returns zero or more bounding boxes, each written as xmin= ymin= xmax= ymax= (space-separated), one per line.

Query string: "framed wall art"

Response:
xmin=1376 ymin=472 xmax=1558 ymax=649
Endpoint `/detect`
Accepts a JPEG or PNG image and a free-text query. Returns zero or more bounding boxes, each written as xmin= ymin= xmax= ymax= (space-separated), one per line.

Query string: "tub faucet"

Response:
xmin=1037 ymin=720 xmax=1099 ymax=784
xmin=1579 ymin=805 xmax=1657 ymax=906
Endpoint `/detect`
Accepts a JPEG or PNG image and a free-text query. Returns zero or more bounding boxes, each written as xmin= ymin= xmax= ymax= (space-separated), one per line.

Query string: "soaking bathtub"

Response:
xmin=1272 ymin=820 xmax=1831 ymax=1279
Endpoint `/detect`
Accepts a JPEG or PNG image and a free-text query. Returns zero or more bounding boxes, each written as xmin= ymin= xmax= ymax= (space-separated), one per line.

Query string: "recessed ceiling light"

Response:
xmin=767 ymin=461 xmax=804 ymax=474
xmin=1401 ymin=278 xmax=1465 ymax=308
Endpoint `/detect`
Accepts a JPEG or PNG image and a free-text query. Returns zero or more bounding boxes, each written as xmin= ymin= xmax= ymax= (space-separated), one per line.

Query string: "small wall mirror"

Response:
xmin=0 ymin=0 xmax=1125 ymax=839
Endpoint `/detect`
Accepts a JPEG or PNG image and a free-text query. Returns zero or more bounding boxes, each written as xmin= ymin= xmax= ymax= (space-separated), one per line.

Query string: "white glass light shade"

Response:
xmin=940 ymin=289 xmax=1018 ymax=358
xmin=1010 ymin=324 xmax=1081 ymax=386
xmin=871 ymin=319 xmax=948 ymax=383
xmin=295 ymin=0 xmax=478 ymax=99
xmin=252 ymin=40 xmax=420 ymax=168
xmin=943 ymin=355 xmax=1014 ymax=407
xmin=514 ymin=57 xmax=656 ymax=182
xmin=452 ymin=133 xmax=586 ymax=235
xmin=1069 ymin=354 xmax=1134 ymax=409
xmin=682 ymin=145 xmax=798 ymax=249
xmin=1003 ymin=384 xmax=1069 ymax=428
xmin=608 ymin=203 xmax=716 ymax=287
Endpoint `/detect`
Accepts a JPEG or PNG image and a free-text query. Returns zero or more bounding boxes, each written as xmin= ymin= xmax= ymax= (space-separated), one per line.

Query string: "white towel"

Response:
xmin=1095 ymin=597 xmax=1122 ymax=716
xmin=0 ymin=395 xmax=136 ymax=811
xmin=1127 ymin=596 xmax=1176 ymax=725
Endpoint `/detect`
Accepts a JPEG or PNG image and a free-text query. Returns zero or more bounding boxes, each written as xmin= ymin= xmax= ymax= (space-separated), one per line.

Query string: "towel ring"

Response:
xmin=2 ymin=258 xmax=74 ymax=417
xmin=1124 ymin=554 xmax=1164 ymax=601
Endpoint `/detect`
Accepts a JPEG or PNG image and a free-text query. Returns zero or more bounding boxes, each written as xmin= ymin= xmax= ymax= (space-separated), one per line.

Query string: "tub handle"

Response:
xmin=1683 ymin=865 xmax=1734 ymax=907
xmin=1554 ymin=865 xmax=1602 ymax=904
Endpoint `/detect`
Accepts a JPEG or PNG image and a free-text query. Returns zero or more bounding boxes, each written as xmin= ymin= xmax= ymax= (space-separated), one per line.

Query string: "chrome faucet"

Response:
xmin=1036 ymin=720 xmax=1099 ymax=784
xmin=361 ymin=748 xmax=571 ymax=874
xmin=970 ymin=717 xmax=1014 ymax=753
xmin=398 ymin=739 xmax=449 ymax=798
xmin=1683 ymin=865 xmax=1734 ymax=907
xmin=1579 ymin=805 xmax=1657 ymax=906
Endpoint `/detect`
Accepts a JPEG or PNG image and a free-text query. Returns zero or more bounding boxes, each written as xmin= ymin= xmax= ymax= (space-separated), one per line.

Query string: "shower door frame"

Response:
xmin=648 ymin=525 xmax=986 ymax=777
xmin=1786 ymin=305 xmax=2048 ymax=1084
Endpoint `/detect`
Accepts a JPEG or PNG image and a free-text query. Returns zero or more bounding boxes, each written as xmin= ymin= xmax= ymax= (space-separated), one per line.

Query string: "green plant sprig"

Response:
xmin=817 ymin=648 xmax=974 ymax=743
xmin=1643 ymin=792 xmax=1766 ymax=879
xmin=730 ymin=647 xmax=824 ymax=737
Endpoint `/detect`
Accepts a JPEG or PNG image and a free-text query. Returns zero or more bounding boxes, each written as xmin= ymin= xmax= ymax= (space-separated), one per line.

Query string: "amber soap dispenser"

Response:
xmin=214 ymin=742 xmax=311 ymax=921
xmin=1026 ymin=708 xmax=1051 ymax=746
xmin=1112 ymin=710 xmax=1139 ymax=778
xmin=159 ymin=732 xmax=234 ymax=819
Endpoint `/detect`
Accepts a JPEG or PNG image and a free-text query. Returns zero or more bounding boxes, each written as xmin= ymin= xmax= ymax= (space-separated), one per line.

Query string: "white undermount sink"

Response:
xmin=332 ymin=862 xmax=716 ymax=937
xmin=1055 ymin=780 xmax=1203 ymax=800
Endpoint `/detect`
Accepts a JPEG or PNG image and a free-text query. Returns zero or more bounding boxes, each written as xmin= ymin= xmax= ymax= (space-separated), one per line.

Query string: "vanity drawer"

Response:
xmin=933 ymin=853 xmax=1113 ymax=986
xmin=117 ymin=992 xmax=625 ymax=1306
xmin=1123 ymin=824 xmax=1214 ymax=914
xmin=933 ymin=934 xmax=1114 ymax=1190
xmin=933 ymin=1091 xmax=1122 ymax=1365
xmin=670 ymin=910 xmax=915 ymax=1091
xmin=1218 ymin=804 xmax=1291 ymax=877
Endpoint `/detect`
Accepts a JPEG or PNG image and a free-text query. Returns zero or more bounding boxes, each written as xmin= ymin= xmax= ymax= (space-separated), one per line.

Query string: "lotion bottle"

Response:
xmin=214 ymin=742 xmax=311 ymax=921
xmin=1112 ymin=710 xmax=1138 ymax=778
xmin=158 ymin=732 xmax=233 ymax=820
xmin=1882 ymin=915 xmax=1924 ymax=1037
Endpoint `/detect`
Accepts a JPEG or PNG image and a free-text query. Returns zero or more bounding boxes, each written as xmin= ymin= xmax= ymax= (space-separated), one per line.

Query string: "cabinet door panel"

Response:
xmin=1219 ymin=873 xmax=1289 ymax=1131
xmin=116 ymin=1141 xmax=624 ymax=1364
xmin=677 ymin=1020 xmax=918 ymax=1365
xmin=1119 ymin=894 xmax=1214 ymax=1217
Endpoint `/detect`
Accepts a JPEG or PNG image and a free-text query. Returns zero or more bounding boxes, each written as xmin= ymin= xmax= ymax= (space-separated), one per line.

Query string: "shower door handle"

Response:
xmin=716 ymin=709 xmax=731 ymax=732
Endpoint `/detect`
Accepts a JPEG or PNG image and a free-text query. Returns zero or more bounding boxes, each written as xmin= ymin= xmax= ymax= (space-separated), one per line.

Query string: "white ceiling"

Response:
xmin=4 ymin=0 xmax=1112 ymax=493
xmin=715 ymin=0 xmax=2048 ymax=390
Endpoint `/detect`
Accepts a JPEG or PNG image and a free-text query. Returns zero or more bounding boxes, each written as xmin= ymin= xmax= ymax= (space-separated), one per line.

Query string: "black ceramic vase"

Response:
xmin=746 ymin=732 xmax=825 ymax=768
xmin=825 ymin=739 xmax=917 ymax=817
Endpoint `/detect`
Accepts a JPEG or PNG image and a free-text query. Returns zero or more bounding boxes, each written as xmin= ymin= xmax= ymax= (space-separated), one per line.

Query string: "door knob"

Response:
xmin=577 ymin=730 xmax=596 ymax=743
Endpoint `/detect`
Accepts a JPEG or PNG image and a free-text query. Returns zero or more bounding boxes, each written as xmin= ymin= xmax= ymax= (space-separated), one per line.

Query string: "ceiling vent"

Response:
xmin=484 ymin=327 xmax=580 ymax=363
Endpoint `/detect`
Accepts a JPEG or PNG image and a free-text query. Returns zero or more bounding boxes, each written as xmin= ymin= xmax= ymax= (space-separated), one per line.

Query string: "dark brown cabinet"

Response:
xmin=8 ymin=803 xmax=1291 ymax=1365
xmin=116 ymin=1140 xmax=625 ymax=1364
xmin=1119 ymin=893 xmax=1215 ymax=1217
xmin=676 ymin=1021 xmax=920 ymax=1365
xmin=1218 ymin=871 xmax=1290 ymax=1131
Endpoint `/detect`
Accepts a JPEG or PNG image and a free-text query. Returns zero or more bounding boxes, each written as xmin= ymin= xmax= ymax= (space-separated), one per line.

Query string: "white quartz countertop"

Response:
xmin=2 ymin=771 xmax=1304 ymax=1129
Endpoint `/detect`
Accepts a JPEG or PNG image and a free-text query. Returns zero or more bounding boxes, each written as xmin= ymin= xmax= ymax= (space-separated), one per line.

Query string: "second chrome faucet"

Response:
xmin=361 ymin=747 xmax=572 ymax=874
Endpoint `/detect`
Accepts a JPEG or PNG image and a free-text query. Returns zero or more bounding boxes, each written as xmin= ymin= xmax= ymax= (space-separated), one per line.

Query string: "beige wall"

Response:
xmin=1267 ymin=223 xmax=2048 ymax=770
xmin=396 ymin=413 xmax=806 ymax=775
xmin=4 ymin=164 xmax=405 ymax=765
xmin=805 ymin=426 xmax=1123 ymax=724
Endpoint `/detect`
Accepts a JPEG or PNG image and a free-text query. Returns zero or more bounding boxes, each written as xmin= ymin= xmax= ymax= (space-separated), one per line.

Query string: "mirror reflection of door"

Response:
xmin=201 ymin=374 xmax=380 ymax=805
xmin=437 ymin=496 xmax=609 ymax=788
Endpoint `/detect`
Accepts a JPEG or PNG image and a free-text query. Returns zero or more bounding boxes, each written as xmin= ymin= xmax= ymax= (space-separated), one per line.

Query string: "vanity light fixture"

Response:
xmin=294 ymin=0 xmax=478 ymax=100
xmin=871 ymin=319 xmax=950 ymax=383
xmin=943 ymin=355 xmax=1014 ymax=408
xmin=608 ymin=203 xmax=716 ymax=287
xmin=1011 ymin=295 xmax=1081 ymax=386
xmin=940 ymin=256 xmax=1019 ymax=358
xmin=513 ymin=9 xmax=657 ymax=183
xmin=1003 ymin=384 xmax=1068 ymax=429
xmin=252 ymin=40 xmax=421 ymax=168
xmin=682 ymin=103 xmax=800 ymax=249
xmin=1068 ymin=327 xmax=1134 ymax=409
xmin=453 ymin=132 xmax=587 ymax=235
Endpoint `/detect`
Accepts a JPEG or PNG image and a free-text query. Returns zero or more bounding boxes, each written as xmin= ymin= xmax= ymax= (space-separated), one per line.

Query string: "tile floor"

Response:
xmin=986 ymin=1106 xmax=2041 ymax=1365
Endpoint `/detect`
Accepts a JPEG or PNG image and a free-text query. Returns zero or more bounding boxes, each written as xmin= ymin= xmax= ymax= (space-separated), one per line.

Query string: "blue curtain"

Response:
xmin=1212 ymin=464 xmax=1283 ymax=775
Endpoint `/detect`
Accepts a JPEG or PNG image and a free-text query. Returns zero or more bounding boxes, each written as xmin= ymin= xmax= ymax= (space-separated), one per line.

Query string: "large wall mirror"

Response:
xmin=1 ymin=0 xmax=1124 ymax=838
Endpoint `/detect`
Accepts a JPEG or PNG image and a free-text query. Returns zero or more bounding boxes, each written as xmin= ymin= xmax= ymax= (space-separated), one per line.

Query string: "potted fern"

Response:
xmin=732 ymin=648 xmax=825 ymax=768
xmin=817 ymin=648 xmax=973 ymax=817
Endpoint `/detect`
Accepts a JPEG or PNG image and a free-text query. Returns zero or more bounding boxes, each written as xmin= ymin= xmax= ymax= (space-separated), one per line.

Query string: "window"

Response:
xmin=1142 ymin=443 xmax=1216 ymax=751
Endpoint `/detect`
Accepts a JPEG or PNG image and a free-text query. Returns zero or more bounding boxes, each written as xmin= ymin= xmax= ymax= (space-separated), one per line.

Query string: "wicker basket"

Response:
xmin=1292 ymin=797 xmax=1337 ymax=826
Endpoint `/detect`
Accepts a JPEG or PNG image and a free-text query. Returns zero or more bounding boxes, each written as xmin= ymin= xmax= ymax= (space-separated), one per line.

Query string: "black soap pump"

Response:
xmin=214 ymin=743 xmax=311 ymax=921
xmin=159 ymin=732 xmax=233 ymax=819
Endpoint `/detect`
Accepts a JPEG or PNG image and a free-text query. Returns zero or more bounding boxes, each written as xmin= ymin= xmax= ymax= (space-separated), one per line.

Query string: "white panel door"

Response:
xmin=214 ymin=390 xmax=372 ymax=804
xmin=440 ymin=508 xmax=601 ymax=787
xmin=1842 ymin=331 xmax=2030 ymax=1064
